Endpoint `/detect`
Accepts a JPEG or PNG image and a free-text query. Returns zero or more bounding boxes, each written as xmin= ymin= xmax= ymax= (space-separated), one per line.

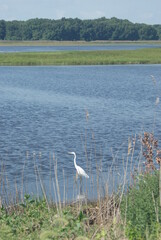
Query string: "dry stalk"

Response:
xmin=160 ymin=161 xmax=161 ymax=207
xmin=36 ymin=165 xmax=50 ymax=212
xmin=52 ymin=179 xmax=59 ymax=214
xmin=53 ymin=154 xmax=62 ymax=215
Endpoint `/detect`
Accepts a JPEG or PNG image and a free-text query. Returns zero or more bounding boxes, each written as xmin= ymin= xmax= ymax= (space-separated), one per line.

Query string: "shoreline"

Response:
xmin=0 ymin=40 xmax=161 ymax=46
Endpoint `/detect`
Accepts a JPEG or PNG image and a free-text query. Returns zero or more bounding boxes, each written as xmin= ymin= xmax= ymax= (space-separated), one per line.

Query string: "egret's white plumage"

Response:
xmin=68 ymin=152 xmax=89 ymax=179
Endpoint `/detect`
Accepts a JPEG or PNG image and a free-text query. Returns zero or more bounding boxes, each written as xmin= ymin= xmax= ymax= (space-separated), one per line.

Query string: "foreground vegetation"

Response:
xmin=1 ymin=171 xmax=161 ymax=239
xmin=1 ymin=48 xmax=161 ymax=66
xmin=0 ymin=195 xmax=98 ymax=240
xmin=0 ymin=194 xmax=123 ymax=240
xmin=1 ymin=132 xmax=161 ymax=239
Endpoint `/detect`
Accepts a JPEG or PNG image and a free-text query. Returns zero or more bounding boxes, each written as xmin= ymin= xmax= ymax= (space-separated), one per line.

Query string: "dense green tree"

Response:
xmin=0 ymin=20 xmax=6 ymax=40
xmin=0 ymin=17 xmax=160 ymax=41
xmin=123 ymin=25 xmax=139 ymax=40
xmin=22 ymin=22 xmax=32 ymax=40
xmin=138 ymin=25 xmax=159 ymax=40
xmin=80 ymin=20 xmax=96 ymax=41
xmin=93 ymin=18 xmax=114 ymax=40
xmin=154 ymin=25 xmax=161 ymax=39
xmin=6 ymin=20 xmax=23 ymax=40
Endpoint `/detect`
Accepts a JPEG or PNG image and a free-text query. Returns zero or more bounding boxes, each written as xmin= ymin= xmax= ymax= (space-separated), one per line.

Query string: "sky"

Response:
xmin=0 ymin=0 xmax=161 ymax=25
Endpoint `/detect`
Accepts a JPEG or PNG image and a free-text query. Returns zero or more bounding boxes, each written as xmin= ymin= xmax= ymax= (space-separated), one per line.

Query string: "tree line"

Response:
xmin=0 ymin=17 xmax=161 ymax=41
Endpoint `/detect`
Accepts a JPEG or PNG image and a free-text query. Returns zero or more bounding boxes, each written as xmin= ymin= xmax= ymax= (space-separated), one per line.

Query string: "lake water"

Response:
xmin=0 ymin=65 xmax=161 ymax=202
xmin=0 ymin=44 xmax=161 ymax=52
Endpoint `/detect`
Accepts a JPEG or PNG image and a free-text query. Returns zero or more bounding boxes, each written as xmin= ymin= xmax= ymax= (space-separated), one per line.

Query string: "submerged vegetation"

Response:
xmin=1 ymin=48 xmax=161 ymax=66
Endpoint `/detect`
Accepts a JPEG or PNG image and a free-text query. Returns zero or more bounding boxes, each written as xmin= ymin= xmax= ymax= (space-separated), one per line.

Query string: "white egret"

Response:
xmin=68 ymin=152 xmax=89 ymax=179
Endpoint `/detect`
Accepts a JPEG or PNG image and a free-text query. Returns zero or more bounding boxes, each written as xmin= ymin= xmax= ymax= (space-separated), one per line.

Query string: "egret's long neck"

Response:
xmin=73 ymin=153 xmax=77 ymax=168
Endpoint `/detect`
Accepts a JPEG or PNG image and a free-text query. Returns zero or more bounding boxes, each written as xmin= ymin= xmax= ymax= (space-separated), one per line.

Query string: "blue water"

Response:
xmin=0 ymin=44 xmax=161 ymax=52
xmin=0 ymin=65 xmax=161 ymax=202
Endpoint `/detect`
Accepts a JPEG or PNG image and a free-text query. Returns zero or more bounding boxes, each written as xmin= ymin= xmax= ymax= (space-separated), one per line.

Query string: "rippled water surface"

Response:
xmin=0 ymin=65 xmax=161 ymax=201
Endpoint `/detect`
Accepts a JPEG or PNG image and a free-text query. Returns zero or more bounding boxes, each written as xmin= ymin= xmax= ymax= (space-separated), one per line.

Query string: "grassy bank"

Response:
xmin=1 ymin=48 xmax=161 ymax=65
xmin=0 ymin=194 xmax=123 ymax=240
xmin=1 ymin=171 xmax=161 ymax=240
xmin=0 ymin=40 xmax=161 ymax=46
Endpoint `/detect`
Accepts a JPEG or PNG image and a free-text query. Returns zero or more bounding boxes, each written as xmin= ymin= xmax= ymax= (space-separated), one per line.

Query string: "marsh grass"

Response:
xmin=1 ymin=48 xmax=161 ymax=66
